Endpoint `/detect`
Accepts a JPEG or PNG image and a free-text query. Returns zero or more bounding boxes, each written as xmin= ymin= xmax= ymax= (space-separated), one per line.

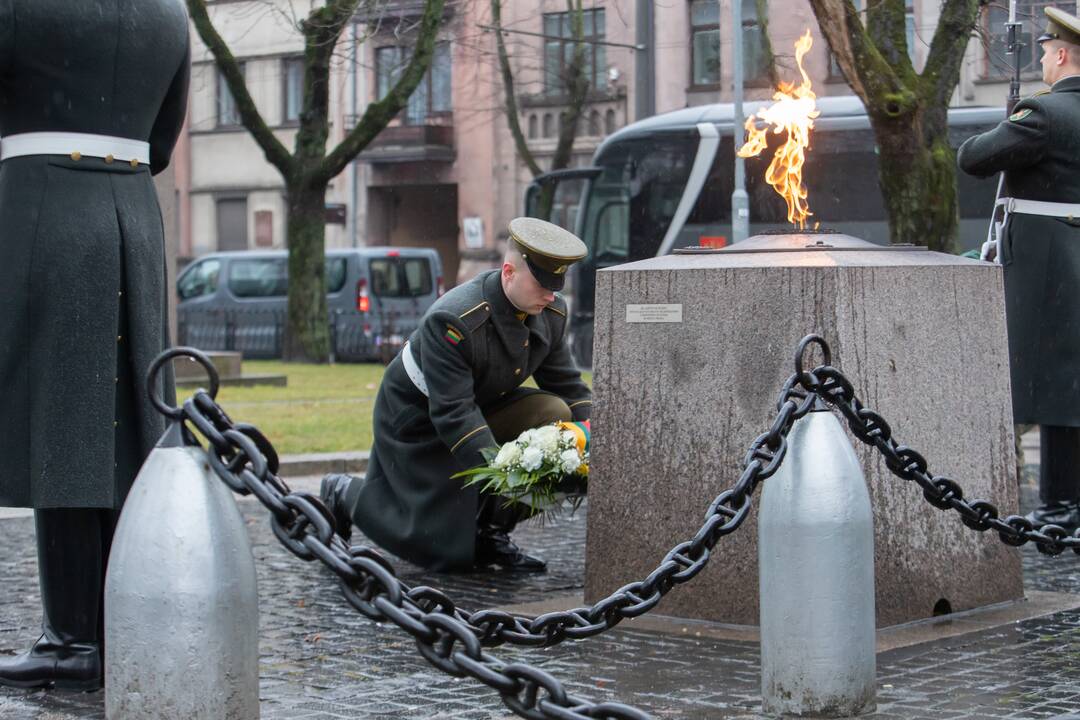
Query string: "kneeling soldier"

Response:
xmin=322 ymin=218 xmax=591 ymax=572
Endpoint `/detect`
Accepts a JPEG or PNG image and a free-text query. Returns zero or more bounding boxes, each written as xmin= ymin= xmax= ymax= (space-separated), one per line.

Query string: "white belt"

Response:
xmin=998 ymin=197 xmax=1080 ymax=220
xmin=401 ymin=341 xmax=429 ymax=398
xmin=0 ymin=131 xmax=151 ymax=165
xmin=984 ymin=195 xmax=1080 ymax=262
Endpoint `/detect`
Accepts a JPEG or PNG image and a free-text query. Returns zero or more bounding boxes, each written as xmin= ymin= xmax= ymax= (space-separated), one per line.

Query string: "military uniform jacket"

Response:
xmin=347 ymin=270 xmax=591 ymax=570
xmin=0 ymin=0 xmax=189 ymax=508
xmin=958 ymin=75 xmax=1080 ymax=426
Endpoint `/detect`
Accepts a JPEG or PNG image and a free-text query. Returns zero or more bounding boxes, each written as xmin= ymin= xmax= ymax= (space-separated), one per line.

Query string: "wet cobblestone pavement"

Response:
xmin=2 ymin=469 xmax=1080 ymax=719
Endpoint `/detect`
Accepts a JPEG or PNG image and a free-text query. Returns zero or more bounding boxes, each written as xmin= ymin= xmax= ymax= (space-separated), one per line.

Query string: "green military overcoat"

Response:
xmin=346 ymin=270 xmax=592 ymax=570
xmin=0 ymin=0 xmax=189 ymax=508
xmin=958 ymin=75 xmax=1080 ymax=427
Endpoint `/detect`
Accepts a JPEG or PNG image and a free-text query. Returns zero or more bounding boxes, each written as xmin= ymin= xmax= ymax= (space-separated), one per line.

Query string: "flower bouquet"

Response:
xmin=452 ymin=420 xmax=590 ymax=517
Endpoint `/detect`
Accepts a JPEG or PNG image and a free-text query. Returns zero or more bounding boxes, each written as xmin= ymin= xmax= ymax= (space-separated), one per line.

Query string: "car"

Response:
xmin=176 ymin=247 xmax=444 ymax=362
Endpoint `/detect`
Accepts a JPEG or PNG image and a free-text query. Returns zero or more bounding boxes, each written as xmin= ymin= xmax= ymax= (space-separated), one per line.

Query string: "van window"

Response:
xmin=326 ymin=258 xmax=347 ymax=293
xmin=228 ymin=257 xmax=349 ymax=298
xmin=230 ymin=258 xmax=288 ymax=298
xmin=370 ymin=257 xmax=433 ymax=297
xmin=178 ymin=259 xmax=221 ymax=300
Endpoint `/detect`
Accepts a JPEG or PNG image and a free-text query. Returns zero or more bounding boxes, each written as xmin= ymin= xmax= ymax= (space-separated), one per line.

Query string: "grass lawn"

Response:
xmin=179 ymin=360 xmax=592 ymax=456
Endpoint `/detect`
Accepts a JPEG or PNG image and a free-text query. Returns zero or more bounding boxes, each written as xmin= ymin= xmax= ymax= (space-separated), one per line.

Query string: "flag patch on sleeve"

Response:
xmin=445 ymin=326 xmax=464 ymax=345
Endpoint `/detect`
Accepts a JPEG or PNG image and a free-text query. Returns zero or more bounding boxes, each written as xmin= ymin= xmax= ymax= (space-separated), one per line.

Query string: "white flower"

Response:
xmin=532 ymin=425 xmax=561 ymax=454
xmin=559 ymin=448 xmax=582 ymax=474
xmin=520 ymin=446 xmax=544 ymax=471
xmin=493 ymin=442 xmax=522 ymax=469
xmin=560 ymin=430 xmax=576 ymax=446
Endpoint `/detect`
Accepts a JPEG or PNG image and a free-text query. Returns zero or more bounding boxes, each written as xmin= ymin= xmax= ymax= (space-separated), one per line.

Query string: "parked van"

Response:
xmin=176 ymin=247 xmax=444 ymax=362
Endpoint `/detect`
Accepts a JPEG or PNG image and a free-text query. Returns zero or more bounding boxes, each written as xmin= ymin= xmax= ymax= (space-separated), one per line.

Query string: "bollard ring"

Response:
xmin=146 ymin=347 xmax=221 ymax=420
xmin=794 ymin=334 xmax=832 ymax=386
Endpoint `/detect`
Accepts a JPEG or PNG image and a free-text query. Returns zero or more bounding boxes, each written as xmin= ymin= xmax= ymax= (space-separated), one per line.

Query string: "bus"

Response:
xmin=526 ymin=95 xmax=1004 ymax=366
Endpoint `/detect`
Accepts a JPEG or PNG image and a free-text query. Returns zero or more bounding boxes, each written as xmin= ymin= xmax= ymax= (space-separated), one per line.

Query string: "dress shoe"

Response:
xmin=320 ymin=473 xmax=355 ymax=543
xmin=0 ymin=634 xmax=102 ymax=691
xmin=475 ymin=528 xmax=547 ymax=572
xmin=1025 ymin=501 xmax=1080 ymax=533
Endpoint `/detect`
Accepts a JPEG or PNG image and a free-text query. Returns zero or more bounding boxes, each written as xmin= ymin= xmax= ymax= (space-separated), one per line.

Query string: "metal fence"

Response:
xmin=177 ymin=307 xmax=413 ymax=363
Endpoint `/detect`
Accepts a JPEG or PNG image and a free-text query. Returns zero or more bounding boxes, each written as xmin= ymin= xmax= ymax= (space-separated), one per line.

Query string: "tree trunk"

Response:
xmin=872 ymin=109 xmax=959 ymax=253
xmin=284 ymin=182 xmax=330 ymax=362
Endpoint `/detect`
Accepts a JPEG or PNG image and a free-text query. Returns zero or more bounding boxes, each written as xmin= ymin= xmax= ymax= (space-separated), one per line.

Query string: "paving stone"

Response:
xmin=1 ymin=468 xmax=1080 ymax=718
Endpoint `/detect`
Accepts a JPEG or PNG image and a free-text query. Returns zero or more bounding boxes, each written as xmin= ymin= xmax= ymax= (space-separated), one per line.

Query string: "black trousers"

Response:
xmin=1039 ymin=425 xmax=1080 ymax=505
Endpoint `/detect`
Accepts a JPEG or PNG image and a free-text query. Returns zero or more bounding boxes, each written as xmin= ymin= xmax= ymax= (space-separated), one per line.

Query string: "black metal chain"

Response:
xmin=168 ymin=338 xmax=818 ymax=653
xmin=152 ymin=350 xmax=649 ymax=720
xmin=793 ymin=334 xmax=1080 ymax=557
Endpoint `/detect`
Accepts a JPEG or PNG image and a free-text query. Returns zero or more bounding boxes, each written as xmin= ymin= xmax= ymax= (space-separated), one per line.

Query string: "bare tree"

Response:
xmin=491 ymin=0 xmax=589 ymax=216
xmin=188 ymin=0 xmax=445 ymax=362
xmin=808 ymin=0 xmax=987 ymax=252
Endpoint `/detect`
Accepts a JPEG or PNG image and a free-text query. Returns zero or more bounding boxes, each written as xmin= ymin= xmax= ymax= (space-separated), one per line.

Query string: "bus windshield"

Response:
xmin=579 ymin=131 xmax=698 ymax=266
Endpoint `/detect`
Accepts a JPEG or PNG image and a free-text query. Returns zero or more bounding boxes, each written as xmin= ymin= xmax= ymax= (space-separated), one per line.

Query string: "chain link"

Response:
xmin=792 ymin=334 xmax=1080 ymax=557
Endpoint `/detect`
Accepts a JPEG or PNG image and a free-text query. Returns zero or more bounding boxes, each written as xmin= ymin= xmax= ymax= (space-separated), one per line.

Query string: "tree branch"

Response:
xmin=807 ymin=0 xmax=902 ymax=106
xmin=492 ymin=0 xmax=542 ymax=177
xmin=187 ymin=0 xmax=294 ymax=176
xmin=866 ymin=0 xmax=912 ymax=73
xmin=922 ymin=0 xmax=984 ymax=109
xmin=319 ymin=0 xmax=447 ymax=184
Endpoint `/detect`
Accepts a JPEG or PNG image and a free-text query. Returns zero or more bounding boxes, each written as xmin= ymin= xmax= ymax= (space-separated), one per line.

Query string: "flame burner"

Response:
xmin=674 ymin=232 xmax=924 ymax=255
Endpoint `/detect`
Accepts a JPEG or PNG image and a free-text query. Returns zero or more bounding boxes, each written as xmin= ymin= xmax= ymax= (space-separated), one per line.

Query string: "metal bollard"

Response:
xmin=758 ymin=401 xmax=876 ymax=717
xmin=105 ymin=352 xmax=259 ymax=719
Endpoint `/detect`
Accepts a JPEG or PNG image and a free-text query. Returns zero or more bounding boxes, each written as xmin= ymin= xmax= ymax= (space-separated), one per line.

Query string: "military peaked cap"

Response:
xmin=507 ymin=217 xmax=587 ymax=291
xmin=1038 ymin=7 xmax=1080 ymax=47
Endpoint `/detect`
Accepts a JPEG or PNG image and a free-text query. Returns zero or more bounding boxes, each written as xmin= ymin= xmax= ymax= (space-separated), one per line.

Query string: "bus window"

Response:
xmin=581 ymin=132 xmax=698 ymax=266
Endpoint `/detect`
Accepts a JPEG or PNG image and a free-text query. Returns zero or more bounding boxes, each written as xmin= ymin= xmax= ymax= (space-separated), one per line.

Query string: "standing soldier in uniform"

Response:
xmin=0 ymin=0 xmax=189 ymax=690
xmin=958 ymin=7 xmax=1080 ymax=531
xmin=322 ymin=218 xmax=591 ymax=572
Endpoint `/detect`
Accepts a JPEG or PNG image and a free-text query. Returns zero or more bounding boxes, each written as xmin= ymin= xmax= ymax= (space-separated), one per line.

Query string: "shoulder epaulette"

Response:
xmin=544 ymin=304 xmax=567 ymax=317
xmin=459 ymin=301 xmax=492 ymax=331
xmin=1031 ymin=89 xmax=1052 ymax=97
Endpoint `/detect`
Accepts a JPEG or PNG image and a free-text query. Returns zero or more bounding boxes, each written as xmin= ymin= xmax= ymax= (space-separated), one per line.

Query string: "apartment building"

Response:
xmin=177 ymin=0 xmax=1073 ymax=284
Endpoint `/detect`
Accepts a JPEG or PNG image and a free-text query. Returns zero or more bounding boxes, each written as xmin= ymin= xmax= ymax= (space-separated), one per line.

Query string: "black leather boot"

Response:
xmin=474 ymin=494 xmax=546 ymax=572
xmin=320 ymin=473 xmax=355 ymax=543
xmin=1026 ymin=426 xmax=1080 ymax=532
xmin=0 ymin=509 xmax=107 ymax=691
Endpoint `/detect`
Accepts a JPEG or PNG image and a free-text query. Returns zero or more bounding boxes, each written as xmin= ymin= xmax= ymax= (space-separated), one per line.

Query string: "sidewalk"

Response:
xmin=3 ymin=433 xmax=1080 ymax=719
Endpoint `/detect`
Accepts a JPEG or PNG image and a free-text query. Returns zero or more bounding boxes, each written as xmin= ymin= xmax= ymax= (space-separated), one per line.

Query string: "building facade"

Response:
xmin=177 ymin=0 xmax=1077 ymax=283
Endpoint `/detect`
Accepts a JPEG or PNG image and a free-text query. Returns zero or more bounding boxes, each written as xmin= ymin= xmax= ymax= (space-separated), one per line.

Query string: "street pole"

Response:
xmin=731 ymin=0 xmax=749 ymax=243
xmin=635 ymin=0 xmax=655 ymax=120
xmin=1006 ymin=0 xmax=1022 ymax=114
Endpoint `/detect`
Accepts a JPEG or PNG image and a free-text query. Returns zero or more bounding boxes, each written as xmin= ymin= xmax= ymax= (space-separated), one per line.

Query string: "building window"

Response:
xmin=690 ymin=0 xmax=720 ymax=86
xmin=528 ymin=114 xmax=538 ymax=139
xmin=216 ymin=63 xmax=245 ymax=127
xmin=604 ymin=108 xmax=616 ymax=134
xmin=543 ymin=8 xmax=606 ymax=96
xmin=283 ymin=57 xmax=304 ymax=124
xmin=375 ymin=42 xmax=452 ymax=125
xmin=983 ymin=1 xmax=1072 ymax=78
xmin=742 ymin=0 xmax=769 ymax=83
xmin=588 ymin=110 xmax=601 ymax=136
xmin=543 ymin=113 xmax=554 ymax=138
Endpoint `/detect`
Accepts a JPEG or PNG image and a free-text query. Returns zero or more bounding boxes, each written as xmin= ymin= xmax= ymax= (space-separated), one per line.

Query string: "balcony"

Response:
xmin=358 ymin=122 xmax=455 ymax=164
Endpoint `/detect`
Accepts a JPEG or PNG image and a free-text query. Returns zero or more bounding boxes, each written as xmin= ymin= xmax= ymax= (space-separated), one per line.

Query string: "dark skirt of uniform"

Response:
xmin=1002 ymin=213 xmax=1080 ymax=427
xmin=0 ymin=154 xmax=172 ymax=509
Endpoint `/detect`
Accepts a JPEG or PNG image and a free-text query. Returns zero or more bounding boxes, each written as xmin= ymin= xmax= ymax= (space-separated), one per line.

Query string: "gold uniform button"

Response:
xmin=513 ymin=368 xmax=521 ymax=376
xmin=117 ymin=335 xmax=122 ymax=342
xmin=500 ymin=391 xmax=507 ymax=397
xmin=70 ymin=151 xmax=81 ymax=161
xmin=523 ymin=339 xmax=529 ymax=347
xmin=130 ymin=158 xmax=139 ymax=168
xmin=105 ymin=154 xmax=114 ymax=164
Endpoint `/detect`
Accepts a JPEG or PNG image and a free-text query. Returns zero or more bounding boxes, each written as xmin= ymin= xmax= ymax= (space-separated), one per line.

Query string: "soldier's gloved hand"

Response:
xmin=980 ymin=238 xmax=998 ymax=262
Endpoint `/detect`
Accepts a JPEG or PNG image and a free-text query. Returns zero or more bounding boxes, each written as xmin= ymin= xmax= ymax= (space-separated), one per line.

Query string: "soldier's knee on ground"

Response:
xmin=486 ymin=392 xmax=572 ymax=443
